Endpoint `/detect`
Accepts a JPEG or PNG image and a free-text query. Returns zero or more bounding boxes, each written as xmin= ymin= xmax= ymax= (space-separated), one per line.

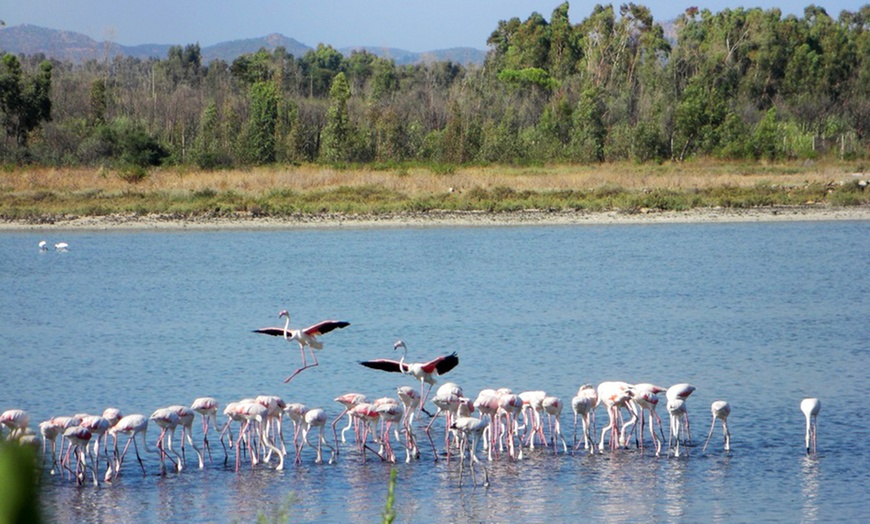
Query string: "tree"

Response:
xmin=240 ymin=81 xmax=280 ymax=164
xmin=0 ymin=54 xmax=53 ymax=147
xmin=321 ymin=72 xmax=352 ymax=162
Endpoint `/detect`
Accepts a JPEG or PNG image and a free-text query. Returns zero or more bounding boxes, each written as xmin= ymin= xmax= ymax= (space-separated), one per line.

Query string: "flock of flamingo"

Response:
xmin=1 ymin=310 xmax=822 ymax=489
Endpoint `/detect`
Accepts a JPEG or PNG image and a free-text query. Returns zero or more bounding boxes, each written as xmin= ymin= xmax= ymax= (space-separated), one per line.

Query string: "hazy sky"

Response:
xmin=3 ymin=1 xmax=861 ymax=51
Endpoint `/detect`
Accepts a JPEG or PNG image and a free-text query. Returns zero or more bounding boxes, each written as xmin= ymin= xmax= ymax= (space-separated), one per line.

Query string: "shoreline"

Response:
xmin=2 ymin=205 xmax=869 ymax=231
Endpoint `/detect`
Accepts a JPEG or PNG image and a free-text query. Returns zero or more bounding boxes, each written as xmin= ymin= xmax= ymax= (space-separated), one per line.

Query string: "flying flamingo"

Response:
xmin=254 ymin=310 xmax=350 ymax=383
xmin=801 ymin=398 xmax=821 ymax=454
xmin=666 ymin=383 xmax=696 ymax=445
xmin=358 ymin=340 xmax=459 ymax=410
xmin=571 ymin=385 xmax=598 ymax=453
xmin=703 ymin=400 xmax=732 ymax=452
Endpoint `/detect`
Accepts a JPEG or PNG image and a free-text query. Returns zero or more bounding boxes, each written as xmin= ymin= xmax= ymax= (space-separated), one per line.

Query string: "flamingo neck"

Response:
xmin=398 ymin=345 xmax=409 ymax=374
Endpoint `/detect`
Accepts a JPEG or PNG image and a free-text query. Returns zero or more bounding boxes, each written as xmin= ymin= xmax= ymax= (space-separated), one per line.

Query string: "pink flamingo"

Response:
xmin=191 ymin=397 xmax=225 ymax=463
xmin=62 ymin=426 xmax=98 ymax=486
xmin=667 ymin=398 xmax=688 ymax=457
xmin=347 ymin=403 xmax=382 ymax=462
xmin=254 ymin=310 xmax=350 ymax=383
xmin=801 ymin=398 xmax=820 ymax=454
xmin=597 ymin=381 xmax=636 ymax=452
xmin=79 ymin=415 xmax=112 ymax=475
xmin=396 ymin=386 xmax=422 ymax=460
xmin=666 ymin=383 xmax=696 ymax=445
xmin=256 ymin=395 xmax=288 ymax=460
xmin=107 ymin=414 xmax=159 ymax=480
xmin=631 ymin=383 xmax=667 ymax=456
xmin=542 ymin=396 xmax=568 ymax=454
xmin=167 ymin=405 xmax=204 ymax=469
xmin=519 ymin=390 xmax=547 ymax=449
xmin=358 ymin=340 xmax=459 ymax=409
xmin=332 ymin=393 xmax=369 ymax=451
xmin=1 ymin=409 xmax=29 ymax=441
xmin=571 ymin=385 xmax=598 ymax=453
xmin=234 ymin=402 xmax=285 ymax=471
xmin=473 ymin=389 xmax=501 ymax=461
xmin=451 ymin=416 xmax=490 ymax=488
xmin=703 ymin=400 xmax=732 ymax=452
xmin=284 ymin=403 xmax=309 ymax=464
xmin=303 ymin=408 xmax=335 ymax=464
xmin=149 ymin=408 xmax=182 ymax=474
xmin=497 ymin=392 xmax=524 ymax=460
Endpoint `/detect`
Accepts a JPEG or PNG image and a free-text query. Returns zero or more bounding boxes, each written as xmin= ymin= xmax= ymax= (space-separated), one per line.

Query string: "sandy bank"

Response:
xmin=2 ymin=206 xmax=869 ymax=231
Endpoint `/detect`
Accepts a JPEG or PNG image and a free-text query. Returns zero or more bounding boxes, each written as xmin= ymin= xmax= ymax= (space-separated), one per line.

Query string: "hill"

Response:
xmin=0 ymin=24 xmax=486 ymax=66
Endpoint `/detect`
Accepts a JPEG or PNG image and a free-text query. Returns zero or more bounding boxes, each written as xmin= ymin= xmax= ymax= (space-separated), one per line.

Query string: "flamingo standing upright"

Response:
xmin=254 ymin=310 xmax=350 ymax=383
xmin=359 ymin=340 xmax=459 ymax=409
xmin=703 ymin=400 xmax=732 ymax=452
xmin=801 ymin=398 xmax=821 ymax=454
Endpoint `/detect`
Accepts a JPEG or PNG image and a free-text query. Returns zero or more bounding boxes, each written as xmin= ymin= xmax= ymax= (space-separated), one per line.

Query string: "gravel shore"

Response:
xmin=2 ymin=206 xmax=869 ymax=231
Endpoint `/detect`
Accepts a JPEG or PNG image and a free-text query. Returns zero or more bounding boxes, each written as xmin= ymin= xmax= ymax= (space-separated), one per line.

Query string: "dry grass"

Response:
xmin=1 ymin=160 xmax=863 ymax=196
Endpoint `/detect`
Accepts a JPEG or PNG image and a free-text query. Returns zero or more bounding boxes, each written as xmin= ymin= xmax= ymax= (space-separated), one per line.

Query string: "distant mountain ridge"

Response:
xmin=0 ymin=24 xmax=487 ymax=66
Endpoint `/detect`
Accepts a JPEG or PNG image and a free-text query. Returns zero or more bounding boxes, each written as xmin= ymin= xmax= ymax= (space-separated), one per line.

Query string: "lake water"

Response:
xmin=2 ymin=220 xmax=868 ymax=523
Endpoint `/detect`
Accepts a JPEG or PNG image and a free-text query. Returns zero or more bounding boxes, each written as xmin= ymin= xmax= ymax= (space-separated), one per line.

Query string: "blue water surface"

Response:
xmin=1 ymin=220 xmax=868 ymax=523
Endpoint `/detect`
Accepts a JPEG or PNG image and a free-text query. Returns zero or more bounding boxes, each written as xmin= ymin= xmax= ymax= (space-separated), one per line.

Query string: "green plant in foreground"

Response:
xmin=382 ymin=467 xmax=397 ymax=524
xmin=255 ymin=492 xmax=298 ymax=524
xmin=0 ymin=443 xmax=42 ymax=524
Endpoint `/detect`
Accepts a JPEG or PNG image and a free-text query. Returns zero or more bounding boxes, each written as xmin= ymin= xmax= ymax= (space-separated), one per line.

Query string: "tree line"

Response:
xmin=1 ymin=2 xmax=869 ymax=171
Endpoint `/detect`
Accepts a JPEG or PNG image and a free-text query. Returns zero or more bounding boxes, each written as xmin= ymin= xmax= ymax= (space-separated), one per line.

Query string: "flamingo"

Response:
xmin=284 ymin=403 xmax=309 ymax=464
xmin=62 ymin=426 xmax=98 ymax=486
xmin=451 ymin=416 xmax=490 ymax=488
xmin=107 ymin=414 xmax=158 ymax=480
xmin=473 ymin=389 xmax=501 ymax=461
xmin=331 ymin=392 xmax=369 ymax=450
xmin=703 ymin=400 xmax=732 ymax=452
xmin=519 ymin=390 xmax=547 ymax=449
xmin=79 ymin=415 xmax=112 ymax=475
xmin=54 ymin=242 xmax=69 ymax=251
xmin=254 ymin=310 xmax=350 ymax=383
xmin=358 ymin=340 xmax=459 ymax=409
xmin=396 ymin=386 xmax=422 ymax=460
xmin=667 ymin=398 xmax=688 ymax=457
xmin=234 ymin=402 xmax=284 ymax=471
xmin=303 ymin=408 xmax=335 ymax=464
xmin=167 ymin=405 xmax=204 ymax=469
xmin=801 ymin=398 xmax=821 ymax=454
xmin=542 ymin=396 xmax=568 ymax=454
xmin=149 ymin=408 xmax=182 ymax=474
xmin=631 ymin=383 xmax=667 ymax=456
xmin=1 ymin=409 xmax=30 ymax=441
xmin=571 ymin=385 xmax=597 ymax=453
xmin=666 ymin=383 xmax=696 ymax=445
xmin=39 ymin=240 xmax=48 ymax=252
xmin=191 ymin=397 xmax=225 ymax=463
xmin=597 ymin=381 xmax=635 ymax=452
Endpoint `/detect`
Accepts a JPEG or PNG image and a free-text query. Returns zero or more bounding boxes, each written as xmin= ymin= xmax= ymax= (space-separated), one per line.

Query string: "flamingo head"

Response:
xmin=278 ymin=310 xmax=289 ymax=319
xmin=393 ymin=340 xmax=406 ymax=351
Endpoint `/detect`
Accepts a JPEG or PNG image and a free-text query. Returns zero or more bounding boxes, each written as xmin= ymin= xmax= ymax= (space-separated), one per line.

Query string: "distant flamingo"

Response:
xmin=254 ymin=310 xmax=350 ymax=383
xmin=359 ymin=340 xmax=459 ymax=409
xmin=703 ymin=400 xmax=732 ymax=452
xmin=39 ymin=240 xmax=48 ymax=252
xmin=801 ymin=398 xmax=821 ymax=454
xmin=54 ymin=242 xmax=69 ymax=252
xmin=666 ymin=383 xmax=696 ymax=445
xmin=571 ymin=385 xmax=598 ymax=453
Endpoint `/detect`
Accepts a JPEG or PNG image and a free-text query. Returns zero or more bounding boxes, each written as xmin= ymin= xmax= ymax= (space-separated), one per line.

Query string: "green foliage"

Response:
xmin=382 ymin=467 xmax=398 ymax=524
xmin=0 ymin=443 xmax=42 ymax=524
xmin=0 ymin=54 xmax=53 ymax=148
xmin=240 ymin=82 xmax=280 ymax=164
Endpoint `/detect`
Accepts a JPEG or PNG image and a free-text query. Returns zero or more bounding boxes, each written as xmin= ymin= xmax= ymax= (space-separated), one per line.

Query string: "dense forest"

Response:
xmin=1 ymin=2 xmax=869 ymax=171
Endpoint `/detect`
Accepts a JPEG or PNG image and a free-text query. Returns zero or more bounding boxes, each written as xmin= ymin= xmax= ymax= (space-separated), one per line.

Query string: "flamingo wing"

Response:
xmin=303 ymin=320 xmax=350 ymax=336
xmin=421 ymin=352 xmax=459 ymax=376
xmin=253 ymin=327 xmax=291 ymax=337
xmin=358 ymin=359 xmax=407 ymax=373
